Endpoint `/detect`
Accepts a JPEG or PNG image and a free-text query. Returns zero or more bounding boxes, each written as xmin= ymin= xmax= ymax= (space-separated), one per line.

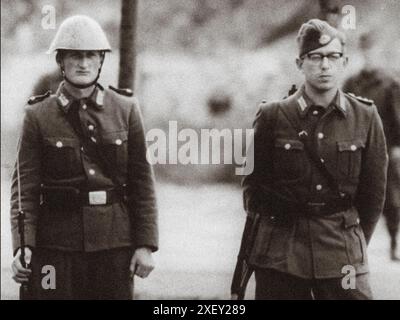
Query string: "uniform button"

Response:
xmin=356 ymin=218 xmax=360 ymax=224
xmin=89 ymin=169 xmax=95 ymax=175
xmin=88 ymin=125 xmax=94 ymax=131
xmin=320 ymin=158 xmax=325 ymax=163
xmin=270 ymin=216 xmax=275 ymax=221
xmin=316 ymin=184 xmax=323 ymax=191
xmin=340 ymin=192 xmax=346 ymax=198
xmin=115 ymin=139 xmax=122 ymax=145
xmin=313 ymin=110 xmax=319 ymax=116
xmin=317 ymin=133 xmax=324 ymax=139
xmin=80 ymin=146 xmax=84 ymax=152
xmin=56 ymin=141 xmax=63 ymax=148
xmin=82 ymin=104 xmax=87 ymax=110
xmin=350 ymin=145 xmax=357 ymax=151
xmin=284 ymin=143 xmax=291 ymax=150
xmin=90 ymin=137 xmax=97 ymax=143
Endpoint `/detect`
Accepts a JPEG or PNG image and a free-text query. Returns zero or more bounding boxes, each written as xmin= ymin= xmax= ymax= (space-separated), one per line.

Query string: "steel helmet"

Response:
xmin=47 ymin=15 xmax=111 ymax=54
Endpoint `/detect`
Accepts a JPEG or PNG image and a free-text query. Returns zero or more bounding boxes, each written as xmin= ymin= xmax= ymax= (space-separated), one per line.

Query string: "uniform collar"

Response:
xmin=56 ymin=81 xmax=104 ymax=113
xmin=295 ymin=85 xmax=347 ymax=118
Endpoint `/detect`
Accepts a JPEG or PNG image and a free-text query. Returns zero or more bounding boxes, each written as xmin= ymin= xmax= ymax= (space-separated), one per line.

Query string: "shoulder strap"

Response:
xmin=109 ymin=85 xmax=133 ymax=97
xmin=277 ymin=103 xmax=342 ymax=197
xmin=27 ymin=91 xmax=51 ymax=105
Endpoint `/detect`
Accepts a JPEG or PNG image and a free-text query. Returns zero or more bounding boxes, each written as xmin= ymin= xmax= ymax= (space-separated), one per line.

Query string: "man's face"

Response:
xmin=60 ymin=50 xmax=103 ymax=85
xmin=296 ymin=38 xmax=348 ymax=92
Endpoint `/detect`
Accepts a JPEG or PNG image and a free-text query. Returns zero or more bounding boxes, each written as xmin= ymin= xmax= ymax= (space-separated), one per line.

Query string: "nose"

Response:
xmin=320 ymin=56 xmax=330 ymax=69
xmin=78 ymin=56 xmax=89 ymax=68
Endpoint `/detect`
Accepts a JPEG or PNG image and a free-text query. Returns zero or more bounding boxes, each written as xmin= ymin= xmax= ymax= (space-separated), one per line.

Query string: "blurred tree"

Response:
xmin=318 ymin=0 xmax=341 ymax=27
xmin=191 ymin=0 xmax=217 ymax=26
xmin=229 ymin=0 xmax=245 ymax=10
xmin=118 ymin=0 xmax=138 ymax=91
xmin=259 ymin=0 xmax=317 ymax=46
xmin=259 ymin=0 xmax=342 ymax=46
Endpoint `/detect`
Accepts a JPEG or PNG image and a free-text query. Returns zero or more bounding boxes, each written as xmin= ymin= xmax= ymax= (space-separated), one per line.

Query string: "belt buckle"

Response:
xmin=89 ymin=191 xmax=107 ymax=205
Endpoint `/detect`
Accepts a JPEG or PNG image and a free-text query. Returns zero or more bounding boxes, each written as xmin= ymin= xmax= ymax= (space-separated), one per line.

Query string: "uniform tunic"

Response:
xmin=244 ymin=85 xmax=388 ymax=279
xmin=10 ymin=82 xmax=158 ymax=254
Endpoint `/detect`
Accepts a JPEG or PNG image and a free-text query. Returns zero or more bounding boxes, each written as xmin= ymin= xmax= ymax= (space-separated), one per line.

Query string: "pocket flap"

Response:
xmin=101 ymin=131 xmax=128 ymax=145
xmin=337 ymin=140 xmax=365 ymax=152
xmin=275 ymin=139 xmax=304 ymax=150
xmin=43 ymin=137 xmax=78 ymax=148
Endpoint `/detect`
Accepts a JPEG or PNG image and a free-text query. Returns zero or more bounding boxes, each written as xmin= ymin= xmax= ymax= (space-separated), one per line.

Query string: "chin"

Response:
xmin=313 ymin=82 xmax=336 ymax=92
xmin=71 ymin=77 xmax=95 ymax=86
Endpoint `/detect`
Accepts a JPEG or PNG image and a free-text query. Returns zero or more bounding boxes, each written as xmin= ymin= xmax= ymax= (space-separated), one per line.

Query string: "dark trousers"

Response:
xmin=255 ymin=269 xmax=373 ymax=300
xmin=28 ymin=247 xmax=133 ymax=300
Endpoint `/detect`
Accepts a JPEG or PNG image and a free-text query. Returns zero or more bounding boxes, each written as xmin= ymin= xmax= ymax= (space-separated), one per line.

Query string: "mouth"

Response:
xmin=76 ymin=71 xmax=90 ymax=75
xmin=319 ymin=75 xmax=332 ymax=79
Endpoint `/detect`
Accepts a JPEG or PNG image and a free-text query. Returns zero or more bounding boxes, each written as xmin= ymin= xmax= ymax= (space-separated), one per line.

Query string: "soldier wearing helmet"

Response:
xmin=10 ymin=15 xmax=158 ymax=299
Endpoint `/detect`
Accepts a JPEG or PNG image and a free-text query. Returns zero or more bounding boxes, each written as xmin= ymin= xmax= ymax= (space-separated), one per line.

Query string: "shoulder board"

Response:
xmin=27 ymin=90 xmax=51 ymax=105
xmin=347 ymin=92 xmax=374 ymax=105
xmin=109 ymin=85 xmax=133 ymax=97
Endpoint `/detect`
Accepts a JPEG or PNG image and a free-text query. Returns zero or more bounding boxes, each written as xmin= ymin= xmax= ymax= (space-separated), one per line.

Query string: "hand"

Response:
xmin=130 ymin=247 xmax=155 ymax=279
xmin=11 ymin=247 xmax=32 ymax=284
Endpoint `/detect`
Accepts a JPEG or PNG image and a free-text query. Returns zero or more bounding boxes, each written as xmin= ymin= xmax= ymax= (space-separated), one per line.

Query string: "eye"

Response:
xmin=307 ymin=53 xmax=323 ymax=61
xmin=328 ymin=52 xmax=343 ymax=60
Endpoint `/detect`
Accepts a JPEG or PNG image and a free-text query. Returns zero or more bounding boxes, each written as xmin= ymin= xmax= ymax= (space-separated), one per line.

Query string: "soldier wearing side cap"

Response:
xmin=10 ymin=15 xmax=158 ymax=299
xmin=343 ymin=32 xmax=400 ymax=261
xmin=234 ymin=19 xmax=388 ymax=299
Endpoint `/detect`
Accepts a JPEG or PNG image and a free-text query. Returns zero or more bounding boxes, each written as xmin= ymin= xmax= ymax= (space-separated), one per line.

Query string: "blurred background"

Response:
xmin=1 ymin=0 xmax=400 ymax=299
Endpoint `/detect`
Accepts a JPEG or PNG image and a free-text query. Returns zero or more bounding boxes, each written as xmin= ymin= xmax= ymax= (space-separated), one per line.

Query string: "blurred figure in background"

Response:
xmin=343 ymin=32 xmax=400 ymax=261
xmin=10 ymin=15 xmax=158 ymax=299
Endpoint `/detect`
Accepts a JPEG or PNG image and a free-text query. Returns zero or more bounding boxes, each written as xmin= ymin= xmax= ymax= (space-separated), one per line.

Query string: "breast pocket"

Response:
xmin=43 ymin=137 xmax=81 ymax=179
xmin=273 ymin=138 xmax=306 ymax=180
xmin=337 ymin=140 xmax=365 ymax=179
xmin=100 ymin=131 xmax=128 ymax=175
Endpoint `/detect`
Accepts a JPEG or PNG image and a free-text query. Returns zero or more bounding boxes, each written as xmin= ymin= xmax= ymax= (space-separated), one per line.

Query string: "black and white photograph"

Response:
xmin=1 ymin=0 xmax=400 ymax=302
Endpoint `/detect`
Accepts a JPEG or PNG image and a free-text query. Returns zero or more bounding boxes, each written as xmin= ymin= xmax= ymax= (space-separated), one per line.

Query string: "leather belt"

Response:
xmin=303 ymin=201 xmax=352 ymax=216
xmin=41 ymin=185 xmax=127 ymax=209
xmin=267 ymin=194 xmax=353 ymax=217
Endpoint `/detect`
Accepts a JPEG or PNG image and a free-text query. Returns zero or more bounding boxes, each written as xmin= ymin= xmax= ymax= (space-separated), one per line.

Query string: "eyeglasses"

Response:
xmin=303 ymin=52 xmax=344 ymax=64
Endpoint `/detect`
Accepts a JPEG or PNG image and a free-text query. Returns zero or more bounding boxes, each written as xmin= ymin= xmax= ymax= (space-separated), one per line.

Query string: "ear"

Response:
xmin=296 ymin=57 xmax=304 ymax=72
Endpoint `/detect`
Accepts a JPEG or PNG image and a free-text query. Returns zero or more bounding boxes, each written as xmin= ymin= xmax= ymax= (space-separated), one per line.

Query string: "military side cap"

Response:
xmin=347 ymin=92 xmax=374 ymax=105
xmin=297 ymin=19 xmax=346 ymax=57
xmin=27 ymin=90 xmax=51 ymax=105
xmin=109 ymin=85 xmax=133 ymax=97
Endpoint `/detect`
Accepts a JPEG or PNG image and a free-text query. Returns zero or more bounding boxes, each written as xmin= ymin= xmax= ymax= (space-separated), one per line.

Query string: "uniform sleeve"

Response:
xmin=10 ymin=107 xmax=42 ymax=254
xmin=127 ymin=99 xmax=159 ymax=252
xmin=242 ymin=104 xmax=275 ymax=213
xmin=355 ymin=105 xmax=389 ymax=244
